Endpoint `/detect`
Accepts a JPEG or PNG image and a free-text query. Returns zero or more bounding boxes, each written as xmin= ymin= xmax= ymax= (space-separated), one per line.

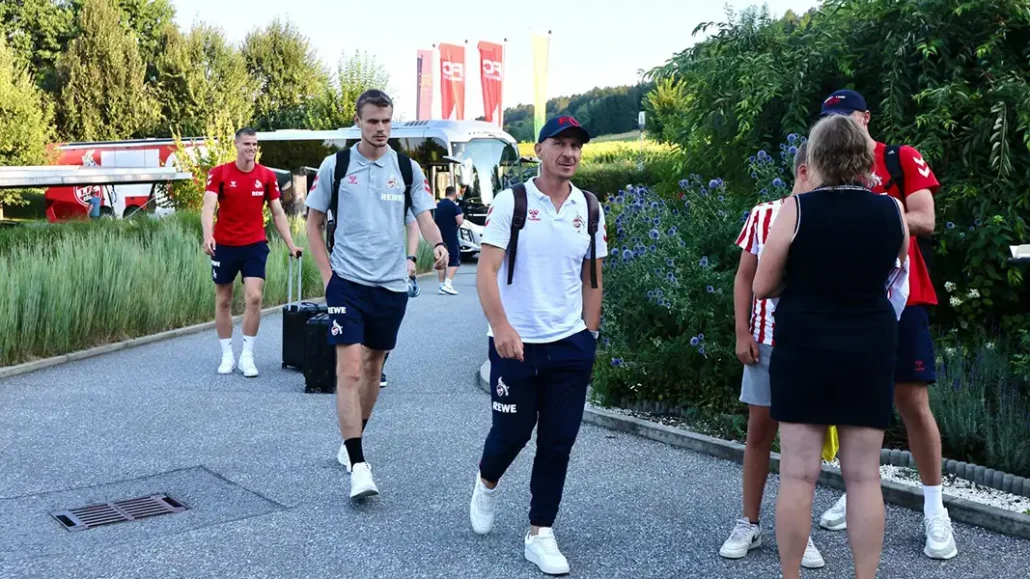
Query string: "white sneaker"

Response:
xmin=440 ymin=281 xmax=458 ymax=295
xmin=217 ymin=353 xmax=235 ymax=375
xmin=524 ymin=528 xmax=570 ymax=575
xmin=350 ymin=462 xmax=379 ymax=500
xmin=802 ymin=535 xmax=826 ymax=569
xmin=924 ymin=510 xmax=958 ymax=560
xmin=238 ymin=354 xmax=258 ymax=378
xmin=819 ymin=494 xmax=848 ymax=531
xmin=469 ymin=473 xmax=497 ymax=535
xmin=337 ymin=443 xmax=352 ymax=473
xmin=719 ymin=518 xmax=761 ymax=559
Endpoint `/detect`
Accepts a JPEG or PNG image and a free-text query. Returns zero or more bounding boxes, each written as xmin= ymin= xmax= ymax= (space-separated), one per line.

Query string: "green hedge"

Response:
xmin=594 ymin=137 xmax=1030 ymax=477
xmin=645 ymin=0 xmax=1030 ymax=335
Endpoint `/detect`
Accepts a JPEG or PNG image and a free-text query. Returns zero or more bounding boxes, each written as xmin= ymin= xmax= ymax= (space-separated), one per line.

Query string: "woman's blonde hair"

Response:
xmin=807 ymin=114 xmax=874 ymax=187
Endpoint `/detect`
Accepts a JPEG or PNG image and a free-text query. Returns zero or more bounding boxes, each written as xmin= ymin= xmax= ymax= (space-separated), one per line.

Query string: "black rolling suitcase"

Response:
xmin=281 ymin=254 xmax=325 ymax=370
xmin=303 ymin=313 xmax=337 ymax=393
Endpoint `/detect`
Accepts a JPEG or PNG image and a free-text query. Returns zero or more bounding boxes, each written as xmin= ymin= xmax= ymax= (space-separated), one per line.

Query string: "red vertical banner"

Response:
xmin=438 ymin=43 xmax=465 ymax=120
xmin=416 ymin=49 xmax=434 ymax=121
xmin=478 ymin=41 xmax=504 ymax=125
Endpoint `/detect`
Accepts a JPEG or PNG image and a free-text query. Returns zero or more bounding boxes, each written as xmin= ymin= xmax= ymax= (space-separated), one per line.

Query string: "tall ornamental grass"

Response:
xmin=1 ymin=211 xmax=439 ymax=367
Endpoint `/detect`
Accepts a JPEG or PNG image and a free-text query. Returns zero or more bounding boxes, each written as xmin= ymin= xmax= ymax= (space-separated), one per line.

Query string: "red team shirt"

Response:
xmin=205 ymin=162 xmax=281 ymax=246
xmin=869 ymin=142 xmax=940 ymax=307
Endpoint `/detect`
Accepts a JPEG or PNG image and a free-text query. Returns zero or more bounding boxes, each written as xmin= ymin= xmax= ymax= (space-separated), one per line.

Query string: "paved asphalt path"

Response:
xmin=1 ymin=264 xmax=1028 ymax=579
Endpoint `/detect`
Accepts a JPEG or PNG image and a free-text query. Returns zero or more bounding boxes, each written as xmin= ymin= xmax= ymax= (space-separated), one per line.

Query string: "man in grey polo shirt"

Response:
xmin=306 ymin=89 xmax=448 ymax=500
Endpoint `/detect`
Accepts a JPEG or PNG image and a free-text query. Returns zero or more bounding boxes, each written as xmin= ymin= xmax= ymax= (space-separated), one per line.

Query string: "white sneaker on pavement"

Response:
xmin=819 ymin=493 xmax=848 ymax=531
xmin=238 ymin=354 xmax=259 ymax=378
xmin=350 ymin=462 xmax=379 ymax=500
xmin=924 ymin=510 xmax=958 ymax=560
xmin=524 ymin=528 xmax=570 ymax=575
xmin=440 ymin=281 xmax=458 ymax=295
xmin=719 ymin=518 xmax=761 ymax=559
xmin=217 ymin=353 xmax=235 ymax=375
xmin=337 ymin=443 xmax=352 ymax=473
xmin=469 ymin=473 xmax=497 ymax=535
xmin=802 ymin=535 xmax=826 ymax=569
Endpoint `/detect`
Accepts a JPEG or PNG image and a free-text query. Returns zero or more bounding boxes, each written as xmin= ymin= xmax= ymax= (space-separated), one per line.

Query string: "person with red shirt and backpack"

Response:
xmin=815 ymin=90 xmax=957 ymax=561
xmin=202 ymin=127 xmax=303 ymax=378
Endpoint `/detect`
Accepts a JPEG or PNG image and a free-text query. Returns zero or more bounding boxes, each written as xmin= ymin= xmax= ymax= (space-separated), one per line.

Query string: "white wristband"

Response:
xmin=590 ymin=330 xmax=599 ymax=340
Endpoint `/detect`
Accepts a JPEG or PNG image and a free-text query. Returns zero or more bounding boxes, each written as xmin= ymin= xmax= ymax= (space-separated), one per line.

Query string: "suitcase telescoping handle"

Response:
xmin=287 ymin=252 xmax=303 ymax=310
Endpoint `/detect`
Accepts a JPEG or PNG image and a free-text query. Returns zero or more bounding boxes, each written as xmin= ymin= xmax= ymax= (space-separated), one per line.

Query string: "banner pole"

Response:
xmin=500 ymin=38 xmax=507 ymax=128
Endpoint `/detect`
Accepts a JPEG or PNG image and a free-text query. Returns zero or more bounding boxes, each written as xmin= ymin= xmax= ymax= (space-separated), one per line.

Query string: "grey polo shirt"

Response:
xmin=306 ymin=145 xmax=435 ymax=292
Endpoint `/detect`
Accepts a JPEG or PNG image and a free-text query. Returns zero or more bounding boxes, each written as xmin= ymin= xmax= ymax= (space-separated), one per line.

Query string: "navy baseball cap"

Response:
xmin=537 ymin=116 xmax=591 ymax=144
xmin=820 ymin=89 xmax=868 ymax=117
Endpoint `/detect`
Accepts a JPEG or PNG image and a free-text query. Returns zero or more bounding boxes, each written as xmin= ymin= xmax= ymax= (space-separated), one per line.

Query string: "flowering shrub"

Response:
xmin=592 ymin=138 xmax=803 ymax=418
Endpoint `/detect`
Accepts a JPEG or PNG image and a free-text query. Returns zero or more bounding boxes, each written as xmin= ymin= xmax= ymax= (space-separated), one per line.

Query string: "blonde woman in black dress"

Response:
xmin=753 ymin=114 xmax=910 ymax=579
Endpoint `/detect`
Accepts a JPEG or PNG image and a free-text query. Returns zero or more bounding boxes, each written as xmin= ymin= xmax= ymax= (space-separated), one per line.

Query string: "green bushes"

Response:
xmin=594 ymin=134 xmax=798 ymax=415
xmin=595 ymin=133 xmax=1030 ymax=477
xmin=646 ymin=0 xmax=1030 ymax=334
xmin=925 ymin=333 xmax=1030 ymax=477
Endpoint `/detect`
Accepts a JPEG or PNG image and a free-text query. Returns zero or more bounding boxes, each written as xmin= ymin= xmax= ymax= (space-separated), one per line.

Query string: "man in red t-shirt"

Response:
xmin=815 ymin=90 xmax=957 ymax=561
xmin=202 ymin=127 xmax=302 ymax=378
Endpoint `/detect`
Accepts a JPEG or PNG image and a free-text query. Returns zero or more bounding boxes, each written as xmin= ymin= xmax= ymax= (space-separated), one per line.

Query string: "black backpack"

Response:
xmin=882 ymin=145 xmax=934 ymax=272
xmin=325 ymin=148 xmax=414 ymax=252
xmin=507 ymin=183 xmax=601 ymax=289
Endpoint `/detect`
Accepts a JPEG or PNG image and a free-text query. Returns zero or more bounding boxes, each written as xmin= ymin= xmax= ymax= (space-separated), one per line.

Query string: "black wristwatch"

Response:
xmin=434 ymin=242 xmax=447 ymax=249
xmin=407 ymin=255 xmax=417 ymax=263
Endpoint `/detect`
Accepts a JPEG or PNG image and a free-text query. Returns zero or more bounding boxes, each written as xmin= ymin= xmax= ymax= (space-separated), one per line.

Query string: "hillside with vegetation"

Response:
xmin=501 ymin=83 xmax=653 ymax=142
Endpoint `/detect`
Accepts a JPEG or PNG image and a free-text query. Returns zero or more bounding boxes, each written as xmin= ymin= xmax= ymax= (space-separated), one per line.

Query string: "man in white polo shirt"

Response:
xmin=467 ymin=116 xmax=607 ymax=576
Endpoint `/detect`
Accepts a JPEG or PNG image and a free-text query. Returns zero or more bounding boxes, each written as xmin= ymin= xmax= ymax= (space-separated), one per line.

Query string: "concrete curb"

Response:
xmin=476 ymin=360 xmax=1030 ymax=541
xmin=0 ymin=298 xmax=326 ymax=381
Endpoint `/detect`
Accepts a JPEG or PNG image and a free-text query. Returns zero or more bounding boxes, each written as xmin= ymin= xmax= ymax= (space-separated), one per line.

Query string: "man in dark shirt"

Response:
xmin=434 ymin=186 xmax=464 ymax=295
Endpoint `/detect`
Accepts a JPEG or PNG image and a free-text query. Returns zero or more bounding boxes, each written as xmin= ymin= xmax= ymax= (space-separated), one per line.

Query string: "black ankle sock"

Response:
xmin=361 ymin=419 xmax=368 ymax=433
xmin=344 ymin=437 xmax=365 ymax=465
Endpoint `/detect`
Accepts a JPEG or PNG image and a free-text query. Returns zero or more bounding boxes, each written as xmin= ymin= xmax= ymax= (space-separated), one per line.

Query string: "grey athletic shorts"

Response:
xmin=739 ymin=343 xmax=773 ymax=407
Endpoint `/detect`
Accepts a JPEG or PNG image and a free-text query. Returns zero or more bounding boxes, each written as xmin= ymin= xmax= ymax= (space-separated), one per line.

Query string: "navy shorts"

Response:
xmin=211 ymin=242 xmax=269 ymax=285
xmin=446 ymin=238 xmax=461 ymax=267
xmin=895 ymin=305 xmax=937 ymax=385
xmin=325 ymin=273 xmax=408 ymax=351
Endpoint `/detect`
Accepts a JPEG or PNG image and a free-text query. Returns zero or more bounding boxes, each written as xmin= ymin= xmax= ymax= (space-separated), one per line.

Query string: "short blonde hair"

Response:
xmin=807 ymin=115 xmax=874 ymax=187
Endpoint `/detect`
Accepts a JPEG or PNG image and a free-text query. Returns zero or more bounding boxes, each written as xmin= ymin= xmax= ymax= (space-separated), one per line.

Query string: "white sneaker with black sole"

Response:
xmin=820 ymin=493 xmax=848 ymax=531
xmin=524 ymin=528 xmax=570 ymax=575
xmin=217 ymin=353 xmax=235 ymax=375
xmin=349 ymin=462 xmax=379 ymax=500
xmin=469 ymin=473 xmax=497 ymax=535
xmin=337 ymin=443 xmax=352 ymax=473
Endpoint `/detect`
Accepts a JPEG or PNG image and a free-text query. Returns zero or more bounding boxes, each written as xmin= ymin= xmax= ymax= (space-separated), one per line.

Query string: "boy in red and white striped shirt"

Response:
xmin=720 ymin=141 xmax=827 ymax=567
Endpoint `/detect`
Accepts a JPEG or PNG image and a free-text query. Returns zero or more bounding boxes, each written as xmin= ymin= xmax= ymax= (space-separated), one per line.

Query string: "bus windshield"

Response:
xmin=450 ymin=138 xmax=521 ymax=207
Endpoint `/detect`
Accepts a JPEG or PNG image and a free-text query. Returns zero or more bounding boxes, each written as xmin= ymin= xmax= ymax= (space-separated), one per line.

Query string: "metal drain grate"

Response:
xmin=51 ymin=494 xmax=187 ymax=531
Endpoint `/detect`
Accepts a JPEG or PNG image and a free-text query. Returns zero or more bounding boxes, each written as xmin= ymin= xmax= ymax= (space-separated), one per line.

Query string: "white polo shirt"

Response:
xmin=480 ymin=178 xmax=609 ymax=343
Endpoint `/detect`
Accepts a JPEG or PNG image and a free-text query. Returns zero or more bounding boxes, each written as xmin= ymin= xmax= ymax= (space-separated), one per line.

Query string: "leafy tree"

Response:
xmin=0 ymin=35 xmax=57 ymax=218
xmin=55 ymin=0 xmax=158 ymax=140
xmin=165 ymin=112 xmax=246 ymax=213
xmin=241 ymin=18 xmax=326 ymax=130
xmin=0 ymin=0 xmax=76 ymax=96
xmin=502 ymin=82 xmax=654 ymax=142
xmin=153 ymin=20 xmax=255 ymax=138
xmin=306 ymin=49 xmax=390 ymax=130
xmin=645 ymin=0 xmax=1030 ymax=332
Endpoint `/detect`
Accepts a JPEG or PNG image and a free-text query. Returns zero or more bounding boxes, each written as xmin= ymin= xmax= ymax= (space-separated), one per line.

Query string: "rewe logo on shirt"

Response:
xmin=381 ymin=193 xmax=404 ymax=203
xmin=492 ymin=401 xmax=517 ymax=414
